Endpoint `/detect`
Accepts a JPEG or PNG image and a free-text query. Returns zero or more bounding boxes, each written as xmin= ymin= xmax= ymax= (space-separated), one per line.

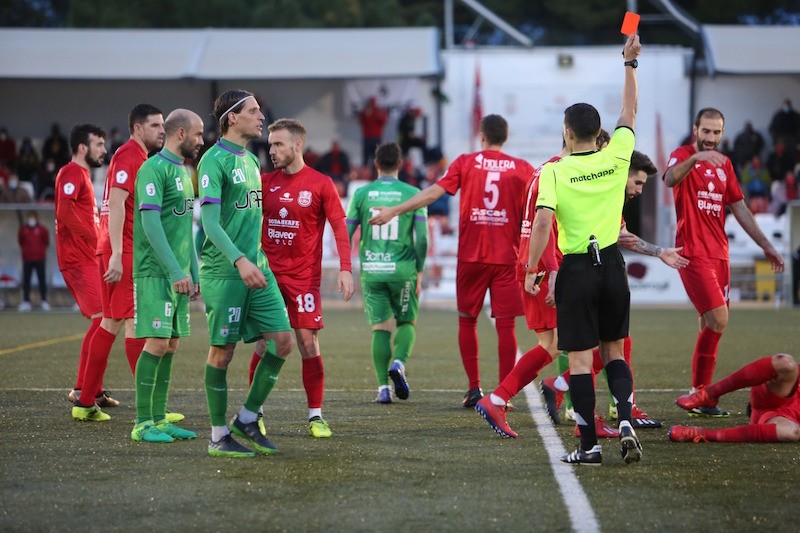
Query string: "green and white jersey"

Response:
xmin=133 ymin=149 xmax=195 ymax=278
xmin=197 ymin=138 xmax=266 ymax=279
xmin=346 ymin=177 xmax=426 ymax=282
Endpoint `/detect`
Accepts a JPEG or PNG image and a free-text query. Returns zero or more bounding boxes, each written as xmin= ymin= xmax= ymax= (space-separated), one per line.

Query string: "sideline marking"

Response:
xmin=0 ymin=333 xmax=85 ymax=357
xmin=485 ymin=311 xmax=599 ymax=533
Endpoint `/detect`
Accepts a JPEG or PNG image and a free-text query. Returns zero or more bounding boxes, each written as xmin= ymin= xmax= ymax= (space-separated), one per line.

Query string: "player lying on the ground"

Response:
xmin=670 ymin=353 xmax=800 ymax=443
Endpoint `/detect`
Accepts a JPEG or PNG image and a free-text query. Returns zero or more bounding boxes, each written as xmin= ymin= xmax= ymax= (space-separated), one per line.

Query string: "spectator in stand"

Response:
xmin=358 ymin=96 xmax=388 ymax=167
xmin=0 ymin=127 xmax=17 ymax=169
xmin=42 ymin=122 xmax=70 ymax=170
xmin=397 ymin=107 xmax=426 ymax=157
xmin=17 ymin=210 xmax=50 ymax=312
xmin=316 ymin=141 xmax=351 ymax=185
xmin=15 ymin=137 xmax=39 ymax=184
xmin=104 ymin=127 xmax=125 ymax=164
xmin=0 ymin=162 xmax=10 ymax=187
xmin=740 ymin=155 xmax=771 ymax=201
xmin=766 ymin=142 xmax=795 ymax=186
xmin=768 ymin=98 xmax=800 ymax=149
xmin=303 ymin=147 xmax=320 ymax=170
xmin=732 ymin=121 xmax=765 ymax=175
xmin=0 ymin=173 xmax=33 ymax=203
xmin=37 ymin=158 xmax=58 ymax=201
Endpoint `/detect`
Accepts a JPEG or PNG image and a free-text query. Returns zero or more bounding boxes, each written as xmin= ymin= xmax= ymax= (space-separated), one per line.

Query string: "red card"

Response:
xmin=621 ymin=11 xmax=640 ymax=35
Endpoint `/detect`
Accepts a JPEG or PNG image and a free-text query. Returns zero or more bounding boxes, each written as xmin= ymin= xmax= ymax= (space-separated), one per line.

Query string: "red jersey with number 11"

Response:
xmin=437 ymin=149 xmax=532 ymax=265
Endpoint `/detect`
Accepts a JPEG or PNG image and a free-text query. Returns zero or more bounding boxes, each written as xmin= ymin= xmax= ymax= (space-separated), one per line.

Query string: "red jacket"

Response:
xmin=18 ymin=223 xmax=49 ymax=262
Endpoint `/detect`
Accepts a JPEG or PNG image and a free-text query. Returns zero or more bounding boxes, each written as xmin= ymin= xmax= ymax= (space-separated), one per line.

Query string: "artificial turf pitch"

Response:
xmin=1 ymin=306 xmax=798 ymax=531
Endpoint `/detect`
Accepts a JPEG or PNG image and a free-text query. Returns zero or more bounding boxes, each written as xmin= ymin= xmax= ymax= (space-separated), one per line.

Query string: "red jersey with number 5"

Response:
xmin=437 ymin=150 xmax=532 ymax=265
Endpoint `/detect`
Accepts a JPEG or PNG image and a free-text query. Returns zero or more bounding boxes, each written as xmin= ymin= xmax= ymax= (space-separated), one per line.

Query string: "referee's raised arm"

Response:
xmin=616 ymin=34 xmax=641 ymax=131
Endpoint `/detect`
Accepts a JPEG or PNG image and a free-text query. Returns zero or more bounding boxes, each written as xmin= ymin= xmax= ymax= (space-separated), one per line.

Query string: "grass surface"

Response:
xmin=1 ymin=306 xmax=798 ymax=531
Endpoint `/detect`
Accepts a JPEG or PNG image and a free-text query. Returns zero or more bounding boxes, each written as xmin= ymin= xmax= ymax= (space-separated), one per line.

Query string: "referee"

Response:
xmin=524 ymin=33 xmax=642 ymax=465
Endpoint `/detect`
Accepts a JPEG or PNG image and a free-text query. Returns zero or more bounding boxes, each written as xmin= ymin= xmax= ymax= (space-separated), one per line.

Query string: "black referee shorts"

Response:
xmin=555 ymin=244 xmax=630 ymax=352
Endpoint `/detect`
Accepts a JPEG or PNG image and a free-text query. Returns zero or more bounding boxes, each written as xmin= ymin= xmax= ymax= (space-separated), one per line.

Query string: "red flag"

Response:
xmin=471 ymin=61 xmax=482 ymax=151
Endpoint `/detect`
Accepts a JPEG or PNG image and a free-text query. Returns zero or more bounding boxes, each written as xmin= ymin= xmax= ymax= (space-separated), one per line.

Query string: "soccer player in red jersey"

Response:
xmin=54 ymin=124 xmax=111 ymax=421
xmin=671 ymin=353 xmax=800 ymax=443
xmin=663 ymin=108 xmax=784 ymax=417
xmin=251 ymin=118 xmax=354 ymax=438
xmin=371 ymin=114 xmax=532 ymax=408
xmin=70 ymin=105 xmax=168 ymax=418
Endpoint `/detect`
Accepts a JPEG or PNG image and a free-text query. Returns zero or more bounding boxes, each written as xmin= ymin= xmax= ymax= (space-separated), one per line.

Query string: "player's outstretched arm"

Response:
xmin=729 ymin=200 xmax=785 ymax=272
xmin=369 ymin=184 xmax=446 ymax=225
xmin=619 ymin=227 xmax=689 ymax=269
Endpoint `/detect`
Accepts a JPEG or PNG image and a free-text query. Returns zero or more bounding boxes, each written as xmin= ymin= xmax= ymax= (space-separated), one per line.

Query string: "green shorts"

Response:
xmin=202 ymin=269 xmax=290 ymax=346
xmin=133 ymin=277 xmax=190 ymax=339
xmin=362 ymin=279 xmax=418 ymax=325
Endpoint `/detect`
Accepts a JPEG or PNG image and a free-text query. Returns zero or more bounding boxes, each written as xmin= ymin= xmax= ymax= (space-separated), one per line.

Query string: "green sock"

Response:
xmin=372 ymin=330 xmax=392 ymax=386
xmin=244 ymin=350 xmax=285 ymax=413
xmin=204 ymin=364 xmax=228 ymax=427
xmin=152 ymin=352 xmax=173 ymax=424
xmin=393 ymin=323 xmax=416 ymax=364
xmin=134 ymin=351 xmax=161 ymax=424
xmin=557 ymin=351 xmax=573 ymax=410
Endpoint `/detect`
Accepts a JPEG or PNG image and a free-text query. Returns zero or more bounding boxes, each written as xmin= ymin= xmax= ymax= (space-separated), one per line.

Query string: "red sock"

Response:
xmin=75 ymin=317 xmax=101 ymax=390
xmin=249 ymin=352 xmax=261 ymax=385
xmin=623 ymin=336 xmax=632 ymax=366
xmin=705 ymin=424 xmax=778 ymax=443
xmin=692 ymin=327 xmax=722 ymax=388
xmin=495 ymin=345 xmax=553 ymax=401
xmin=495 ymin=317 xmax=517 ymax=383
xmin=124 ymin=337 xmax=145 ymax=376
xmin=708 ymin=357 xmax=777 ymax=398
xmin=78 ymin=325 xmax=116 ymax=405
xmin=458 ymin=316 xmax=480 ymax=389
xmin=591 ymin=348 xmax=604 ymax=374
xmin=302 ymin=356 xmax=324 ymax=409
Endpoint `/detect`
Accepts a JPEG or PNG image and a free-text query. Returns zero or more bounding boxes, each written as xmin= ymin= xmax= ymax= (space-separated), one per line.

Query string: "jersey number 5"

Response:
xmin=484 ymin=172 xmax=500 ymax=209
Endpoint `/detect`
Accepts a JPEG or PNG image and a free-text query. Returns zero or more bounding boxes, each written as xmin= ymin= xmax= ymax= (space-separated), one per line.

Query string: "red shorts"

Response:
xmin=456 ymin=262 xmax=523 ymax=318
xmin=749 ymin=380 xmax=800 ymax=425
xmin=277 ymin=279 xmax=323 ymax=330
xmin=98 ymin=252 xmax=134 ymax=319
xmin=62 ymin=264 xmax=102 ymax=319
xmin=678 ymin=256 xmax=730 ymax=315
xmin=521 ymin=275 xmax=557 ymax=332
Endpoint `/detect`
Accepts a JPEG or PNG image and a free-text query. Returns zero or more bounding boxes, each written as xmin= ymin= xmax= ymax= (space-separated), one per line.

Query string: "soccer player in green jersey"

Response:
xmin=198 ymin=89 xmax=294 ymax=458
xmin=130 ymin=109 xmax=203 ymax=443
xmin=346 ymin=143 xmax=428 ymax=403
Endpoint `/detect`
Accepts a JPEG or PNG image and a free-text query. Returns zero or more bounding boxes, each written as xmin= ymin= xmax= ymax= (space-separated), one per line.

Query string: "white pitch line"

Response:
xmin=485 ymin=310 xmax=599 ymax=533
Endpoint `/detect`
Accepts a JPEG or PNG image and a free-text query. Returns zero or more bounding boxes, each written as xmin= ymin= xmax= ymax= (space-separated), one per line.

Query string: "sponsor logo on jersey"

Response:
xmin=703 ymin=169 xmax=715 ymax=179
xmin=696 ymin=183 xmax=723 ymax=216
xmin=268 ymin=228 xmax=296 ymax=241
xmin=474 ymin=153 xmax=517 ymax=171
xmin=365 ymin=250 xmax=393 ymax=262
xmin=267 ymin=217 xmax=299 ymax=228
xmin=470 ymin=207 xmax=509 ymax=226
xmin=569 ymin=166 xmax=617 ymax=183
xmin=368 ymin=190 xmax=402 ymax=200
xmin=270 ymin=186 xmax=281 ymax=193
xmin=115 ymin=170 xmax=128 ymax=184
xmin=298 ymin=190 xmax=312 ymax=207
xmin=172 ymin=197 xmax=194 ymax=216
xmin=279 ymin=192 xmax=294 ymax=203
xmin=314 ymin=316 xmax=322 ymax=322
xmin=279 ymin=207 xmax=288 ymax=218
xmin=63 ymin=182 xmax=75 ymax=195
xmin=234 ymin=189 xmax=262 ymax=210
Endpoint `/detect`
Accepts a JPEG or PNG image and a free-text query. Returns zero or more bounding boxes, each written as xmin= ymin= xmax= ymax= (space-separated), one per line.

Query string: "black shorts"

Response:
xmin=555 ymin=244 xmax=630 ymax=352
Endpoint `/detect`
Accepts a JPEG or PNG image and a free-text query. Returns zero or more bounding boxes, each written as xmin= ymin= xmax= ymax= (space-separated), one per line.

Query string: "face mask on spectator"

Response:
xmin=9 ymin=178 xmax=18 ymax=189
xmin=27 ymin=217 xmax=37 ymax=227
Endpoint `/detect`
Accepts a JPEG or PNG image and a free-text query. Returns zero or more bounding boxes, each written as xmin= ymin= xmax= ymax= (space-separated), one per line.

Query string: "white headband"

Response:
xmin=220 ymin=95 xmax=255 ymax=123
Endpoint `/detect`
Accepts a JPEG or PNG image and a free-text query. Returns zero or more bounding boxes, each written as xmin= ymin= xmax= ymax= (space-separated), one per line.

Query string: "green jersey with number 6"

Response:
xmin=346 ymin=177 xmax=426 ymax=282
xmin=133 ymin=149 xmax=195 ymax=278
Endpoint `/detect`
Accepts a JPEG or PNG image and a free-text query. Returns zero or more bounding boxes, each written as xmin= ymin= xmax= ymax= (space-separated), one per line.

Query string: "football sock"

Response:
xmin=211 ymin=426 xmax=229 ymax=442
xmin=302 ymin=356 xmax=325 ymax=409
xmin=458 ymin=315 xmax=480 ymax=389
xmin=371 ymin=330 xmax=392 ymax=386
xmin=495 ymin=316 xmax=517 ymax=383
xmin=605 ymin=359 xmax=634 ymax=423
xmin=570 ymin=373 xmax=597 ymax=451
xmin=75 ymin=317 xmax=101 ymax=390
xmin=708 ymin=356 xmax=777 ymax=398
xmin=78 ymin=324 xmax=115 ymax=406
xmin=554 ymin=374 xmax=569 ymax=392
xmin=692 ymin=327 xmax=722 ymax=389
xmin=124 ymin=337 xmax=146 ymax=376
xmin=704 ymin=423 xmax=778 ymax=443
xmin=393 ymin=323 xmax=416 ymax=364
xmin=152 ymin=352 xmax=173 ymax=423
xmin=205 ymin=364 xmax=229 ymax=427
xmin=237 ymin=406 xmax=258 ymax=424
xmin=248 ymin=351 xmax=260 ymax=386
xmin=243 ymin=351 xmax=285 ymax=414
xmin=308 ymin=408 xmax=322 ymax=420
xmin=495 ymin=344 xmax=553 ymax=402
xmin=624 ymin=336 xmax=634 ymax=403
xmin=557 ymin=351 xmax=572 ymax=409
xmin=134 ymin=351 xmax=161 ymax=424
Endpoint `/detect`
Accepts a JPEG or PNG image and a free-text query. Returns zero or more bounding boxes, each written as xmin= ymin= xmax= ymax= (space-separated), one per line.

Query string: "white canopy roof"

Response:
xmin=0 ymin=27 xmax=442 ymax=80
xmin=702 ymin=24 xmax=800 ymax=75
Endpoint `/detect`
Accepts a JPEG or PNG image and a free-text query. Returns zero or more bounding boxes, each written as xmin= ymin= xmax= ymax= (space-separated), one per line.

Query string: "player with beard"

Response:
xmin=663 ymin=108 xmax=784 ymax=417
xmin=55 ymin=124 xmax=111 ymax=421
xmin=251 ymin=118 xmax=353 ymax=439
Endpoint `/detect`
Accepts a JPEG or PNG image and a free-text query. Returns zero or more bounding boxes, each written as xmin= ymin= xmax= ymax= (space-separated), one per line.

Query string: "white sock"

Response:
xmin=378 ymin=385 xmax=390 ymax=392
xmin=554 ymin=375 xmax=569 ymax=392
xmin=237 ymin=406 xmax=258 ymax=424
xmin=211 ymin=425 xmax=229 ymax=442
xmin=392 ymin=359 xmax=405 ymax=370
xmin=308 ymin=408 xmax=322 ymax=420
xmin=490 ymin=393 xmax=506 ymax=406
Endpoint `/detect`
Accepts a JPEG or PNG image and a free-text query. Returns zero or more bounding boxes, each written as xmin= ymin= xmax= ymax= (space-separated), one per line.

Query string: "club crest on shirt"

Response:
xmin=152 ymin=318 xmax=161 ymax=329
xmin=116 ymin=170 xmax=128 ymax=184
xmin=298 ymin=190 xmax=312 ymax=207
xmin=716 ymin=168 xmax=727 ymax=182
xmin=220 ymin=325 xmax=229 ymax=337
